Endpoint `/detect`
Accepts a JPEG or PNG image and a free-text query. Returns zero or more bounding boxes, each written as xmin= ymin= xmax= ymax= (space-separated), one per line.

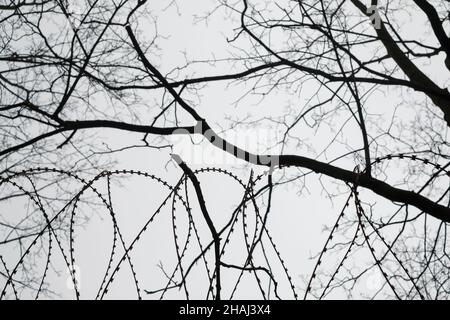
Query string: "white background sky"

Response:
xmin=1 ymin=0 xmax=448 ymax=300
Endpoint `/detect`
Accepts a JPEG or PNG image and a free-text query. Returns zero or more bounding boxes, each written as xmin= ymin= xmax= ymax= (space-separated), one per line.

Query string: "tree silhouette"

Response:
xmin=0 ymin=0 xmax=449 ymax=299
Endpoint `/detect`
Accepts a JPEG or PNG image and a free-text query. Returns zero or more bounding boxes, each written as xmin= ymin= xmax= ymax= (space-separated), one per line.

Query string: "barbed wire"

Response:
xmin=0 ymin=150 xmax=449 ymax=299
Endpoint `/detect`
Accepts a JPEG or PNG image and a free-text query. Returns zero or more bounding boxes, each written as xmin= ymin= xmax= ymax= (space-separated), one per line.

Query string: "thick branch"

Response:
xmin=172 ymin=154 xmax=221 ymax=300
xmin=124 ymin=14 xmax=450 ymax=223
xmin=351 ymin=0 xmax=450 ymax=126
xmin=412 ymin=0 xmax=450 ymax=70
xmin=197 ymin=123 xmax=450 ymax=223
xmin=2 ymin=117 xmax=449 ymax=222
xmin=0 ymin=120 xmax=195 ymax=158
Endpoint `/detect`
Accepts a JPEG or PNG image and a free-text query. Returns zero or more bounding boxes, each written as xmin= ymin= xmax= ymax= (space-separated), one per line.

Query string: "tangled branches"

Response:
xmin=1 ymin=150 xmax=449 ymax=299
